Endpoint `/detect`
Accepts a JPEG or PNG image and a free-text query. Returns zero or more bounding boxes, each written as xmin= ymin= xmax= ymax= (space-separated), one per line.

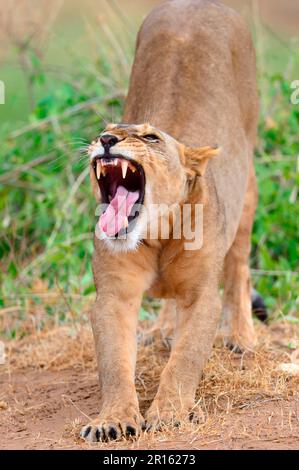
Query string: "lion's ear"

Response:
xmin=183 ymin=145 xmax=220 ymax=178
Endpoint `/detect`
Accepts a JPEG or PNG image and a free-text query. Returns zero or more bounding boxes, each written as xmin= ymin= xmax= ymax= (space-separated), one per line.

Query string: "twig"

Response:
xmin=0 ymin=154 xmax=54 ymax=184
xmin=251 ymin=269 xmax=299 ymax=277
xmin=61 ymin=395 xmax=92 ymax=421
xmin=256 ymin=155 xmax=299 ymax=163
xmin=9 ymin=94 xmax=122 ymax=139
xmin=0 ymin=306 xmax=23 ymax=316
xmin=97 ymin=14 xmax=130 ymax=76
xmin=107 ymin=0 xmax=136 ymax=38
xmin=0 ymin=293 xmax=93 ymax=300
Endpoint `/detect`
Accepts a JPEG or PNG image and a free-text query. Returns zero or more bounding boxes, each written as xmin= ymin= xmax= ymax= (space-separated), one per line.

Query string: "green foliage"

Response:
xmin=253 ymin=74 xmax=299 ymax=318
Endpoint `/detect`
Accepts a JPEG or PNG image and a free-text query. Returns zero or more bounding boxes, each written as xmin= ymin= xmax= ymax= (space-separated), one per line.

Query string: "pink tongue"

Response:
xmin=99 ymin=186 xmax=140 ymax=236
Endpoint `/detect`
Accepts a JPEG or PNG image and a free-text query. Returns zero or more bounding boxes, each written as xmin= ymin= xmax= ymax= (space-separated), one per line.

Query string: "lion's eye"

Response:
xmin=143 ymin=134 xmax=160 ymax=142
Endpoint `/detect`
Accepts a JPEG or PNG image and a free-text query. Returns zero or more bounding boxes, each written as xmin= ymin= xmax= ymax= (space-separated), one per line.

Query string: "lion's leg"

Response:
xmin=143 ymin=299 xmax=177 ymax=347
xmin=80 ymin=260 xmax=152 ymax=442
xmin=145 ymin=262 xmax=222 ymax=428
xmin=219 ymin=163 xmax=258 ymax=352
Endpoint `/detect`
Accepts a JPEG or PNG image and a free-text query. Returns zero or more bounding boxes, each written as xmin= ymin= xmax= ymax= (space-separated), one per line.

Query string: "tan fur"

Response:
xmin=81 ymin=0 xmax=259 ymax=441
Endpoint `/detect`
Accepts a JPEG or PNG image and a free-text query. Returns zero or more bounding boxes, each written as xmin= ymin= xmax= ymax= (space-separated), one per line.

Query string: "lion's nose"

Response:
xmin=100 ymin=134 xmax=119 ymax=151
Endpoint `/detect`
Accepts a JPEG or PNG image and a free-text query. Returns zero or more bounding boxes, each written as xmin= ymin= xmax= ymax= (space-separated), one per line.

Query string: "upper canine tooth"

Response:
xmin=124 ymin=216 xmax=129 ymax=228
xmin=121 ymin=161 xmax=128 ymax=179
xmin=96 ymin=161 xmax=101 ymax=179
xmin=129 ymin=162 xmax=136 ymax=173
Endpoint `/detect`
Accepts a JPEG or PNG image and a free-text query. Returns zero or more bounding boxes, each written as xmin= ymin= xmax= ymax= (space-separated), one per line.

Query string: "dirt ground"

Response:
xmin=0 ymin=321 xmax=298 ymax=450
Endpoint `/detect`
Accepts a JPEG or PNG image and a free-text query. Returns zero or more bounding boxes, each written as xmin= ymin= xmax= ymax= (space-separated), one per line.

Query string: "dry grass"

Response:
xmin=1 ymin=315 xmax=298 ymax=449
xmin=0 ymin=272 xmax=298 ymax=449
xmin=4 ymin=320 xmax=299 ymax=408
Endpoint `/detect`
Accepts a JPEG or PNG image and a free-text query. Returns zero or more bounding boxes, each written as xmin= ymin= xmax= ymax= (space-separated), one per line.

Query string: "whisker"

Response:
xmin=92 ymin=108 xmax=109 ymax=125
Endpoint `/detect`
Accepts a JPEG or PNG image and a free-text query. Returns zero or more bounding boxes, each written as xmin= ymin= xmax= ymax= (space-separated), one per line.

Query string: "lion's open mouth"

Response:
xmin=93 ymin=156 xmax=145 ymax=237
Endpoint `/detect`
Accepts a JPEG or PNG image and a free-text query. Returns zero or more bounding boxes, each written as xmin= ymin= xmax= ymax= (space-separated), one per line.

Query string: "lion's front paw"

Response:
xmin=145 ymin=400 xmax=204 ymax=431
xmin=80 ymin=405 xmax=144 ymax=442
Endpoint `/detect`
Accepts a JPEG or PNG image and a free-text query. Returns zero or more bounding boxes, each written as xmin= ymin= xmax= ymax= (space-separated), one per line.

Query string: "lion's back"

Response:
xmin=125 ymin=0 xmax=258 ymax=147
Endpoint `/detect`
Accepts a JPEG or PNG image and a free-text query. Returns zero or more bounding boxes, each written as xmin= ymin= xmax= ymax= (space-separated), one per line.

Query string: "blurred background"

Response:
xmin=0 ymin=0 xmax=298 ymax=338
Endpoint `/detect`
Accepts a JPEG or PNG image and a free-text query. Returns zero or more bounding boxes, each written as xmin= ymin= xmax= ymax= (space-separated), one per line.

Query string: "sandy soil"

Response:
xmin=0 ymin=322 xmax=298 ymax=450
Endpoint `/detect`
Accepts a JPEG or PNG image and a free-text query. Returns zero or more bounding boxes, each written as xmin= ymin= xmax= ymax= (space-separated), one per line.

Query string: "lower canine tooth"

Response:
xmin=96 ymin=161 xmax=101 ymax=179
xmin=101 ymin=162 xmax=107 ymax=176
xmin=121 ymin=161 xmax=128 ymax=179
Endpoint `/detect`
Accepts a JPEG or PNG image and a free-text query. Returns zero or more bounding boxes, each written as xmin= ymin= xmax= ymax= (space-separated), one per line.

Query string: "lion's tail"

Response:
xmin=251 ymin=288 xmax=268 ymax=323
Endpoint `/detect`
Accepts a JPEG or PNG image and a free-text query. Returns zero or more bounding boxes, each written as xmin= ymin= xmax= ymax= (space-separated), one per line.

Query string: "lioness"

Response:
xmin=81 ymin=0 xmax=260 ymax=441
